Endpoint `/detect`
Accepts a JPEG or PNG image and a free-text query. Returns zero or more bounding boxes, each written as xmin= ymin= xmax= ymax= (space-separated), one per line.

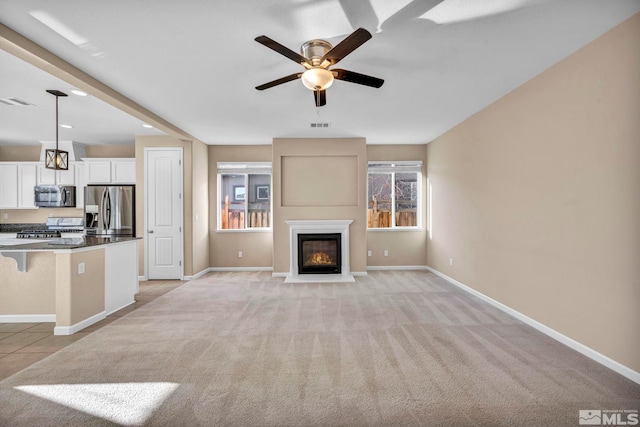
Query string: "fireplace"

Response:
xmin=285 ymin=220 xmax=354 ymax=283
xmin=298 ymin=233 xmax=341 ymax=274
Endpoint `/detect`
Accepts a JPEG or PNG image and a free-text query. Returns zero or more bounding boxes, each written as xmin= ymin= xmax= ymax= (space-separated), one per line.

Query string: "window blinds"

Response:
xmin=217 ymin=162 xmax=272 ymax=174
xmin=367 ymin=161 xmax=422 ymax=173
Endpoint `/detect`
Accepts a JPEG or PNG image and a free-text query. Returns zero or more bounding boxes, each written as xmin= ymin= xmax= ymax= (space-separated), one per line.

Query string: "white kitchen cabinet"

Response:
xmin=37 ymin=164 xmax=55 ymax=185
xmin=17 ymin=163 xmax=37 ymax=208
xmin=85 ymin=160 xmax=111 ymax=184
xmin=37 ymin=163 xmax=75 ymax=185
xmin=111 ymin=160 xmax=136 ymax=184
xmin=57 ymin=164 xmax=75 ymax=185
xmin=74 ymin=162 xmax=86 ymax=209
xmin=0 ymin=162 xmax=37 ymax=209
xmin=0 ymin=163 xmax=18 ymax=208
xmin=84 ymin=158 xmax=135 ymax=184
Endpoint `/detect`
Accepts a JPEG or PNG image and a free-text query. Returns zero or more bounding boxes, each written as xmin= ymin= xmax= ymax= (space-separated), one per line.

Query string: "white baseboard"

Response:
xmin=183 ymin=267 xmax=211 ymax=280
xmin=54 ymin=311 xmax=106 ymax=336
xmin=424 ymin=266 xmax=640 ymax=385
xmin=138 ymin=275 xmax=147 ymax=281
xmin=0 ymin=314 xmax=56 ymax=323
xmin=367 ymin=265 xmax=429 ymax=271
xmin=352 ymin=271 xmax=368 ymax=276
xmin=208 ymin=267 xmax=273 ymax=272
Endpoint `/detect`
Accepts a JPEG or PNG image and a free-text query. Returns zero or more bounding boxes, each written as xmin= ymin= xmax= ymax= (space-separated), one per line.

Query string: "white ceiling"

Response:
xmin=1 ymin=0 xmax=638 ymax=146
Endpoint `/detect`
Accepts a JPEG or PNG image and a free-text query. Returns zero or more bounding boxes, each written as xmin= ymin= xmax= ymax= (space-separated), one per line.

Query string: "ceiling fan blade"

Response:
xmin=332 ymin=69 xmax=384 ymax=88
xmin=255 ymin=35 xmax=310 ymax=66
xmin=320 ymin=28 xmax=372 ymax=66
xmin=255 ymin=73 xmax=303 ymax=90
xmin=314 ymin=90 xmax=326 ymax=107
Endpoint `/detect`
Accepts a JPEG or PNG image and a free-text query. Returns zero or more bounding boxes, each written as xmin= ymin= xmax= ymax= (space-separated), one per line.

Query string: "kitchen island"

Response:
xmin=0 ymin=236 xmax=140 ymax=335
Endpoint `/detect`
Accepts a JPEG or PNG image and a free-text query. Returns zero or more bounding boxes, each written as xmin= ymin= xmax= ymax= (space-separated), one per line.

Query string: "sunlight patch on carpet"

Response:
xmin=14 ymin=382 xmax=179 ymax=426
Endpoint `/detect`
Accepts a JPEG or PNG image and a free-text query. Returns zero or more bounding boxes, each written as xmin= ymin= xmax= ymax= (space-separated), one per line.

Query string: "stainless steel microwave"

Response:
xmin=34 ymin=185 xmax=76 ymax=208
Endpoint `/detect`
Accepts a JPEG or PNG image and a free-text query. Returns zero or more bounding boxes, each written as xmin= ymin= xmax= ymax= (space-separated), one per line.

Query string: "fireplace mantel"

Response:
xmin=285 ymin=220 xmax=355 ymax=283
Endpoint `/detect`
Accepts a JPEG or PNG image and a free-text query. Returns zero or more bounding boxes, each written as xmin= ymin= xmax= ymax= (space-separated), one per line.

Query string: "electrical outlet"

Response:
xmin=2 ymin=213 xmax=7 ymax=220
xmin=449 ymin=258 xmax=453 ymax=266
xmin=384 ymin=250 xmax=389 ymax=257
xmin=367 ymin=250 xmax=372 ymax=257
xmin=78 ymin=262 xmax=85 ymax=274
xmin=238 ymin=251 xmax=243 ymax=258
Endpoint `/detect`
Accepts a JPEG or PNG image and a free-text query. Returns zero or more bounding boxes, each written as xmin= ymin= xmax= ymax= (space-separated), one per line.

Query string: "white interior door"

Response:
xmin=145 ymin=148 xmax=183 ymax=279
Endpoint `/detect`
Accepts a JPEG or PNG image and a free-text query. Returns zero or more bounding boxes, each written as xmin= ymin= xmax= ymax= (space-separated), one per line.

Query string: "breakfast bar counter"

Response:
xmin=0 ymin=235 xmax=138 ymax=253
xmin=0 ymin=237 xmax=140 ymax=335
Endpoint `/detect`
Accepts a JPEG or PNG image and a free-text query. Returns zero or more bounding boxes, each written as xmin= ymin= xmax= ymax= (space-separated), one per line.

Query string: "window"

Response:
xmin=367 ymin=161 xmax=422 ymax=229
xmin=218 ymin=162 xmax=272 ymax=230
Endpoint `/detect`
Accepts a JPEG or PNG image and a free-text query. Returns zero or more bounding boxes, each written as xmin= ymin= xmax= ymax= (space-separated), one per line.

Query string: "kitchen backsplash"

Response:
xmin=0 ymin=208 xmax=82 ymax=224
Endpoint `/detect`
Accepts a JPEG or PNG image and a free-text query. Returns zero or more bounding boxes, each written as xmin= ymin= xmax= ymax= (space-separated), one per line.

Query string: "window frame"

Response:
xmin=367 ymin=161 xmax=423 ymax=230
xmin=217 ymin=162 xmax=272 ymax=232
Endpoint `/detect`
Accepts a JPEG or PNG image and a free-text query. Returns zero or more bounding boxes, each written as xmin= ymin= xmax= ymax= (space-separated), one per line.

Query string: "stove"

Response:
xmin=45 ymin=217 xmax=84 ymax=232
xmin=17 ymin=230 xmax=61 ymax=239
xmin=16 ymin=217 xmax=84 ymax=239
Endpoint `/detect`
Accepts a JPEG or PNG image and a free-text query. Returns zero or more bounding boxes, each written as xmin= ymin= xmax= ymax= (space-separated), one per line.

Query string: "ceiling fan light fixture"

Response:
xmin=301 ymin=68 xmax=334 ymax=91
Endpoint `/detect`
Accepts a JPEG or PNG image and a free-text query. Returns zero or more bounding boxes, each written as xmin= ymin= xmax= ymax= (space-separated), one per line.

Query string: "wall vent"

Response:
xmin=310 ymin=122 xmax=330 ymax=128
xmin=0 ymin=97 xmax=35 ymax=106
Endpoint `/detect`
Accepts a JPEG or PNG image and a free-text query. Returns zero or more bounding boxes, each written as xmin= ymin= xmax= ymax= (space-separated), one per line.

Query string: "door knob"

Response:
xmin=148 ymin=230 xmax=154 ymax=233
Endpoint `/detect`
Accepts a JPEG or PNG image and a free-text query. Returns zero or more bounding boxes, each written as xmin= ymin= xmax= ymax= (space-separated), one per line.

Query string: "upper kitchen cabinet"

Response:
xmin=37 ymin=163 xmax=76 ymax=185
xmin=83 ymin=158 xmax=136 ymax=184
xmin=0 ymin=162 xmax=38 ymax=209
xmin=0 ymin=163 xmax=18 ymax=208
xmin=111 ymin=159 xmax=136 ymax=183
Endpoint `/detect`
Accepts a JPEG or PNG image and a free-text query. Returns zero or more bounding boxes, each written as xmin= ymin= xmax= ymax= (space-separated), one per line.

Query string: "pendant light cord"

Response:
xmin=55 ymin=94 xmax=59 ymax=152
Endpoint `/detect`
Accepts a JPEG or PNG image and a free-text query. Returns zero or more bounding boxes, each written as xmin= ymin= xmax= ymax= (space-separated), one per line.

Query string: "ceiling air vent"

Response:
xmin=310 ymin=122 xmax=330 ymax=128
xmin=0 ymin=97 xmax=35 ymax=106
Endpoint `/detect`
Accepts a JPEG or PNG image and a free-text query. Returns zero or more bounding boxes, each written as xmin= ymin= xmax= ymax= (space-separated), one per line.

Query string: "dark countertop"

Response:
xmin=0 ymin=236 xmax=140 ymax=252
xmin=0 ymin=223 xmax=46 ymax=233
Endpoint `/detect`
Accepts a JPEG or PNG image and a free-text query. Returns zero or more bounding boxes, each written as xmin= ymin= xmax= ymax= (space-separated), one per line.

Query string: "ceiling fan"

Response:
xmin=254 ymin=28 xmax=384 ymax=107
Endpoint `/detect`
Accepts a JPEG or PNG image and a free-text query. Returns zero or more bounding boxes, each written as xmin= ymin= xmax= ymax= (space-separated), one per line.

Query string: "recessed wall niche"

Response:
xmin=280 ymin=155 xmax=358 ymax=207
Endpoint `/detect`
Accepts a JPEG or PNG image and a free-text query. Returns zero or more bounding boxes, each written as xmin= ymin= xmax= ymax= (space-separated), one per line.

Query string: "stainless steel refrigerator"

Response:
xmin=84 ymin=185 xmax=135 ymax=236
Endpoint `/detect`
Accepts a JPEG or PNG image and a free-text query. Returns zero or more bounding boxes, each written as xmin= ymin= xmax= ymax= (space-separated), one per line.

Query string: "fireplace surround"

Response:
xmin=285 ymin=220 xmax=354 ymax=283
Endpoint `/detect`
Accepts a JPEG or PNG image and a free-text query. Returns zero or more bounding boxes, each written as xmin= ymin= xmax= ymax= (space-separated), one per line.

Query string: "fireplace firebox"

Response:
xmin=297 ymin=233 xmax=341 ymax=274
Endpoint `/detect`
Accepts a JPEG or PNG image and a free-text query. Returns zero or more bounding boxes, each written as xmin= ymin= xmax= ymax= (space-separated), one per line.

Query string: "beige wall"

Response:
xmin=366 ymin=145 xmax=428 ymax=267
xmin=0 ymin=144 xmax=134 ymax=161
xmin=0 ymin=208 xmax=82 ymax=224
xmin=273 ymin=138 xmax=367 ymax=274
xmin=55 ymin=249 xmax=105 ymax=326
xmin=85 ymin=145 xmax=135 ymax=158
xmin=426 ymin=14 xmax=640 ymax=372
xmin=0 ymin=248 xmax=105 ymax=323
xmin=208 ymin=145 xmax=273 ymax=268
xmin=191 ymin=140 xmax=210 ymax=275
xmin=0 ymin=252 xmax=56 ymax=315
xmin=0 ymin=145 xmax=41 ymax=161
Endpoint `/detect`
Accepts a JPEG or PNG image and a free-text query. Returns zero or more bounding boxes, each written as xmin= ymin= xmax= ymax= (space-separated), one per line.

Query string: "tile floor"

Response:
xmin=0 ymin=279 xmax=186 ymax=381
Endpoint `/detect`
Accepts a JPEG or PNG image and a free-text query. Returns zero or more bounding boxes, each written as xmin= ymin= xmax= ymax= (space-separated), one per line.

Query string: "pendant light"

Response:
xmin=45 ymin=89 xmax=69 ymax=170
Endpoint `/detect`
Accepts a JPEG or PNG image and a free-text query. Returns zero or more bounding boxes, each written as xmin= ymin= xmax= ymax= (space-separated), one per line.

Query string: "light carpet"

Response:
xmin=0 ymin=270 xmax=638 ymax=426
